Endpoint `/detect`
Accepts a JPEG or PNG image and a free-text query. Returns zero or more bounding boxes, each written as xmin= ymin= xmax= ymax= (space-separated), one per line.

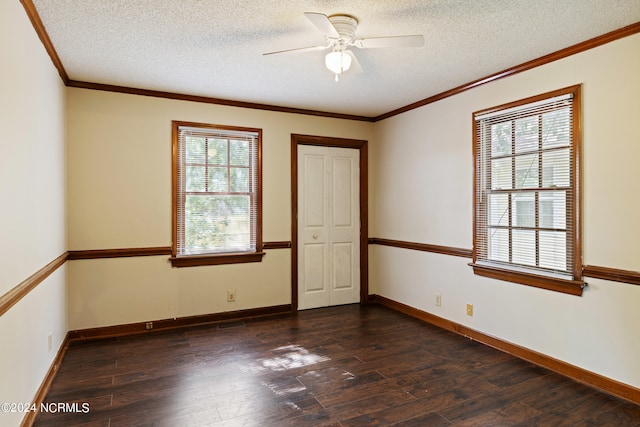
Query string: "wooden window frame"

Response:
xmin=470 ymin=85 xmax=584 ymax=296
xmin=171 ymin=121 xmax=264 ymax=267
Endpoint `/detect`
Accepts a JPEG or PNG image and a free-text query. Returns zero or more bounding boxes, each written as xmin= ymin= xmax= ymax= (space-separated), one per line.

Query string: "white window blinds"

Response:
xmin=474 ymin=90 xmax=579 ymax=280
xmin=175 ymin=124 xmax=260 ymax=256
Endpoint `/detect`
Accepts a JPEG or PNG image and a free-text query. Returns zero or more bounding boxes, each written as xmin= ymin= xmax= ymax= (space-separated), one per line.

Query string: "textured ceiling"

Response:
xmin=32 ymin=0 xmax=640 ymax=117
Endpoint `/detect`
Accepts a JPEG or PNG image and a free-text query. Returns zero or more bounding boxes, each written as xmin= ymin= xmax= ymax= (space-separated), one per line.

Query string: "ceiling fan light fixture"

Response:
xmin=264 ymin=12 xmax=424 ymax=82
xmin=325 ymin=50 xmax=352 ymax=75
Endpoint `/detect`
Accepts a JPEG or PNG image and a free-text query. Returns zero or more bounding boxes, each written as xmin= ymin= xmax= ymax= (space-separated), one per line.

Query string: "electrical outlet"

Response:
xmin=435 ymin=294 xmax=442 ymax=307
xmin=227 ymin=289 xmax=236 ymax=302
xmin=145 ymin=322 xmax=153 ymax=330
xmin=466 ymin=304 xmax=474 ymax=316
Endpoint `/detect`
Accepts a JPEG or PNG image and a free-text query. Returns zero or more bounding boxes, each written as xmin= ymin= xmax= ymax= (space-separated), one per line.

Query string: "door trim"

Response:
xmin=291 ymin=134 xmax=368 ymax=312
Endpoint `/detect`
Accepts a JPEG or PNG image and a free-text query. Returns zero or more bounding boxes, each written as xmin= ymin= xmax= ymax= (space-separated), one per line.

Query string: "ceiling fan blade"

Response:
xmin=304 ymin=12 xmax=339 ymax=38
xmin=353 ymin=35 xmax=424 ymax=49
xmin=263 ymin=44 xmax=329 ymax=56
xmin=346 ymin=50 xmax=363 ymax=73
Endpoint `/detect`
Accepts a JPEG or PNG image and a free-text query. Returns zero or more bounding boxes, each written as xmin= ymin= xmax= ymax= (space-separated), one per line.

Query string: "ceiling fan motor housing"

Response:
xmin=328 ymin=15 xmax=358 ymax=44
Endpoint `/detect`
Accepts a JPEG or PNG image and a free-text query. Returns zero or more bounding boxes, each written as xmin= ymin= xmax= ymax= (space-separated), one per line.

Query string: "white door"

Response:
xmin=298 ymin=145 xmax=360 ymax=310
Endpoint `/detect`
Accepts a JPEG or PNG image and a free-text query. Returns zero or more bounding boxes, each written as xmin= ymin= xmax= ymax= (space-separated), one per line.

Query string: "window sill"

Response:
xmin=469 ymin=263 xmax=585 ymax=296
xmin=170 ymin=251 xmax=266 ymax=267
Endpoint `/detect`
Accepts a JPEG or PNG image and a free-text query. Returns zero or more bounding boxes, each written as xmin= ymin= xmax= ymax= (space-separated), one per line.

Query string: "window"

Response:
xmin=171 ymin=121 xmax=263 ymax=267
xmin=471 ymin=86 xmax=584 ymax=295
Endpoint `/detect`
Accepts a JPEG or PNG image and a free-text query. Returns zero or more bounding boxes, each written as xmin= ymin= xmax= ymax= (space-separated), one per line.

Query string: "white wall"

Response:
xmin=65 ymin=88 xmax=374 ymax=330
xmin=371 ymin=33 xmax=640 ymax=389
xmin=0 ymin=2 xmax=67 ymax=426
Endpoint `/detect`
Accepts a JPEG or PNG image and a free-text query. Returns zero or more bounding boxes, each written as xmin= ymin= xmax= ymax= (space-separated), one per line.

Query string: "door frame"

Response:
xmin=291 ymin=134 xmax=368 ymax=312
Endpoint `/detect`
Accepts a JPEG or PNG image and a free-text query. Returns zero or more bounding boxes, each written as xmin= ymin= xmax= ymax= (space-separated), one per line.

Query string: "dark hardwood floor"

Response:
xmin=33 ymin=304 xmax=640 ymax=426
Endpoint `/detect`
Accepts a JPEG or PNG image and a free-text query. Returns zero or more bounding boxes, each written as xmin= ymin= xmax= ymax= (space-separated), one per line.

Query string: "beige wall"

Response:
xmin=0 ymin=1 xmax=67 ymax=426
xmin=371 ymin=33 xmax=640 ymax=389
xmin=65 ymin=88 xmax=374 ymax=329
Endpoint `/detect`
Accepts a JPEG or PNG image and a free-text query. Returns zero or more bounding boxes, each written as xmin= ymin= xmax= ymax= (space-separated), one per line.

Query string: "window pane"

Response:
xmin=539 ymin=231 xmax=567 ymax=271
xmin=186 ymin=166 xmax=206 ymax=192
xmin=186 ymin=136 xmax=206 ymax=163
xmin=491 ymin=122 xmax=512 ymax=156
xmin=512 ymin=193 xmax=535 ymax=228
xmin=542 ymin=148 xmax=570 ymax=188
xmin=230 ymin=140 xmax=250 ymax=166
xmin=512 ymin=229 xmax=536 ymax=266
xmin=185 ymin=195 xmax=225 ymax=252
xmin=515 ymin=116 xmax=539 ymax=153
xmin=491 ymin=157 xmax=512 ymax=190
xmin=539 ymin=191 xmax=566 ymax=229
xmin=184 ymin=195 xmax=250 ymax=253
xmin=223 ymin=195 xmax=251 ymax=250
xmin=488 ymin=228 xmax=509 ymax=263
xmin=208 ymin=139 xmax=228 ymax=165
xmin=515 ymin=154 xmax=538 ymax=189
xmin=488 ymin=193 xmax=509 ymax=227
xmin=230 ymin=167 xmax=249 ymax=192
xmin=209 ymin=167 xmax=228 ymax=192
xmin=542 ymin=108 xmax=570 ymax=149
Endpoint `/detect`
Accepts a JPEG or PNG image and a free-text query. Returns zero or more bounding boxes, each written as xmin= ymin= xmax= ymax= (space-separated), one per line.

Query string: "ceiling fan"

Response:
xmin=263 ymin=12 xmax=424 ymax=81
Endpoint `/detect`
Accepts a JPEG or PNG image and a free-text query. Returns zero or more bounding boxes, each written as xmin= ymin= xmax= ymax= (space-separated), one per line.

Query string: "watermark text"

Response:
xmin=1 ymin=402 xmax=90 ymax=414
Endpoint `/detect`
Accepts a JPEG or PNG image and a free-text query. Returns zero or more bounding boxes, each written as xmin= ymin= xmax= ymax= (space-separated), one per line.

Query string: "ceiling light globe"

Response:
xmin=325 ymin=51 xmax=352 ymax=74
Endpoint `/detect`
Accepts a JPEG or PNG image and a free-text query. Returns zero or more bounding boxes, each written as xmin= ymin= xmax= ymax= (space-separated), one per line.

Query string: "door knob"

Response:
xmin=312 ymin=234 xmax=318 ymax=239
